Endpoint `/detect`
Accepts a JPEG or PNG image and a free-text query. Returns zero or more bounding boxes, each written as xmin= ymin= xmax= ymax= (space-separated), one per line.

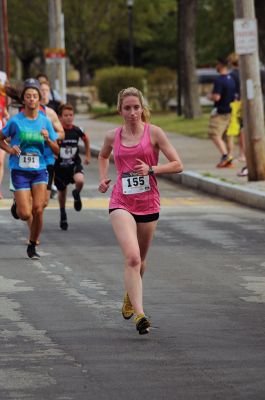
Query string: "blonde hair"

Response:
xmin=228 ymin=52 xmax=239 ymax=67
xmin=117 ymin=87 xmax=150 ymax=122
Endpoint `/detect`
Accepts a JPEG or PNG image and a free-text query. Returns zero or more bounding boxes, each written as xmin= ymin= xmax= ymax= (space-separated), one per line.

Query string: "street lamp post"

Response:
xmin=127 ymin=0 xmax=134 ymax=66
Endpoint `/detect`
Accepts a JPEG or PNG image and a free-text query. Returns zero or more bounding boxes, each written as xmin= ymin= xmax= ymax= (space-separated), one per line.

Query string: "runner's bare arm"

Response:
xmin=150 ymin=125 xmax=183 ymax=174
xmin=98 ymin=130 xmax=115 ymax=193
xmin=46 ymin=107 xmax=65 ymax=140
xmin=0 ymin=133 xmax=20 ymax=155
xmin=82 ymin=133 xmax=91 ymax=165
xmin=41 ymin=129 xmax=59 ymax=156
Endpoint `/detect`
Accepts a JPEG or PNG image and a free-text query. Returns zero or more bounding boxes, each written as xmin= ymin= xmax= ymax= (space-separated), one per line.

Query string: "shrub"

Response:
xmin=147 ymin=67 xmax=176 ymax=111
xmin=95 ymin=66 xmax=147 ymax=108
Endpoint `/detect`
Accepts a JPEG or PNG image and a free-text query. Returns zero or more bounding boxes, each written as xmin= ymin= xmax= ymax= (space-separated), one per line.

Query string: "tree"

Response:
xmin=178 ymin=0 xmax=201 ymax=118
xmin=255 ymin=0 xmax=265 ymax=66
xmin=63 ymin=0 xmax=124 ymax=85
xmin=147 ymin=67 xmax=176 ymax=111
xmin=139 ymin=9 xmax=177 ymax=69
xmin=63 ymin=0 xmax=177 ymax=84
xmin=196 ymin=0 xmax=234 ymax=66
xmin=116 ymin=0 xmax=177 ymax=69
xmin=7 ymin=0 xmax=48 ymax=79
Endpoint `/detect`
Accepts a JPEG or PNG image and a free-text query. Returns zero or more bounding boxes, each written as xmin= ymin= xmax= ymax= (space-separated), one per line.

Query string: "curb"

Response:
xmin=87 ymin=144 xmax=265 ymax=211
xmin=163 ymin=171 xmax=265 ymax=211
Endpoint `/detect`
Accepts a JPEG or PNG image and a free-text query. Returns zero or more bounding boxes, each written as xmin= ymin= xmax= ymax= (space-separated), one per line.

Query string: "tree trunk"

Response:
xmin=79 ymin=61 xmax=90 ymax=86
xmin=178 ymin=0 xmax=201 ymax=118
xmin=254 ymin=0 xmax=265 ymax=99
xmin=21 ymin=57 xmax=34 ymax=80
xmin=255 ymin=0 xmax=265 ymax=65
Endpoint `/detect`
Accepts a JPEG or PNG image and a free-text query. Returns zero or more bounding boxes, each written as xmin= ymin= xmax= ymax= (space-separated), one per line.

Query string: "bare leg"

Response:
xmin=44 ymin=189 xmax=51 ymax=208
xmin=226 ymin=136 xmax=234 ymax=158
xmin=239 ymin=130 xmax=246 ymax=160
xmin=15 ymin=190 xmax=32 ymax=221
xmin=72 ymin=173 xmax=84 ymax=212
xmin=137 ymin=220 xmax=158 ymax=277
xmin=58 ymin=187 xmax=68 ymax=230
xmin=110 ymin=210 xmax=143 ymax=315
xmin=73 ymin=172 xmax=84 ymax=192
xmin=110 ymin=210 xmax=157 ymax=316
xmin=29 ymin=183 xmax=46 ymax=242
xmin=58 ymin=188 xmax=67 ymax=209
xmin=211 ymin=136 xmax=228 ymax=156
xmin=26 ymin=215 xmax=33 ymax=230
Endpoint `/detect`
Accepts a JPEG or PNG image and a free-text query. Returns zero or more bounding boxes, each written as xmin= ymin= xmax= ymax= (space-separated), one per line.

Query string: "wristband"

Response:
xmin=148 ymin=166 xmax=154 ymax=175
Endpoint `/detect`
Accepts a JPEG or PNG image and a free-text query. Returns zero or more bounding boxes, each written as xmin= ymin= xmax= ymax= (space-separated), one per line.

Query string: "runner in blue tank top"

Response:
xmin=0 ymin=78 xmax=59 ymax=259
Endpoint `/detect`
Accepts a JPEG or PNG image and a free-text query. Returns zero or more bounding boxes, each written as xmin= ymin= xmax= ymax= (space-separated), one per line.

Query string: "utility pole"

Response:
xmin=48 ymin=0 xmax=66 ymax=100
xmin=0 ymin=0 xmax=10 ymax=77
xmin=234 ymin=0 xmax=265 ymax=181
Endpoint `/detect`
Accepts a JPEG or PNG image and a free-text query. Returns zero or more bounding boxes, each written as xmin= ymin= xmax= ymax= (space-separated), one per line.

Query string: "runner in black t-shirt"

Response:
xmin=55 ymin=103 xmax=90 ymax=230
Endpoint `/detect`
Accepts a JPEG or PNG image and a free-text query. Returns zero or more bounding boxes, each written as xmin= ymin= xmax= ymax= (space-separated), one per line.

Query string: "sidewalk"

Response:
xmin=76 ymin=114 xmax=265 ymax=211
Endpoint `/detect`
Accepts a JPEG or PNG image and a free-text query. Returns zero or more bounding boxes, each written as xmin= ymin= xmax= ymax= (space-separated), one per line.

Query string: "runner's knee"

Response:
xmin=125 ymin=253 xmax=141 ymax=269
xmin=32 ymin=204 xmax=44 ymax=216
xmin=17 ymin=208 xmax=31 ymax=221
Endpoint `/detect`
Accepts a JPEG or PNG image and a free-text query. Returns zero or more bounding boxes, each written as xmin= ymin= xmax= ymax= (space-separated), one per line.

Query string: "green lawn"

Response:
xmin=93 ymin=111 xmax=210 ymax=139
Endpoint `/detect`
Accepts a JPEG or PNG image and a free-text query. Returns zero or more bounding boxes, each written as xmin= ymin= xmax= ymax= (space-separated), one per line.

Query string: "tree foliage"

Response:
xmin=196 ymin=0 xmax=234 ymax=65
xmin=7 ymin=0 xmax=48 ymax=79
xmin=6 ymin=0 xmax=265 ymax=87
xmin=62 ymin=0 xmax=177 ymax=83
xmin=62 ymin=0 xmax=124 ymax=85
xmin=147 ymin=67 xmax=176 ymax=111
xmin=95 ymin=66 xmax=146 ymax=107
xmin=135 ymin=1 xmax=177 ymax=69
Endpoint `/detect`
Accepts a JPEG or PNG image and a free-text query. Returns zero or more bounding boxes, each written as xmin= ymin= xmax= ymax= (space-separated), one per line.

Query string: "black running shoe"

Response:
xmin=135 ymin=314 xmax=151 ymax=335
xmin=72 ymin=189 xmax=82 ymax=211
xmin=60 ymin=219 xmax=68 ymax=231
xmin=11 ymin=200 xmax=19 ymax=220
xmin=27 ymin=244 xmax=40 ymax=260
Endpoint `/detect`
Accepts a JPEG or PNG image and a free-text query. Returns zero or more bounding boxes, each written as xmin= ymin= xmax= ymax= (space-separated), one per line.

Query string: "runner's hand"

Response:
xmin=41 ymin=129 xmax=49 ymax=141
xmin=10 ymin=145 xmax=21 ymax=156
xmin=84 ymin=156 xmax=90 ymax=165
xmin=134 ymin=159 xmax=149 ymax=175
xmin=98 ymin=179 xmax=111 ymax=193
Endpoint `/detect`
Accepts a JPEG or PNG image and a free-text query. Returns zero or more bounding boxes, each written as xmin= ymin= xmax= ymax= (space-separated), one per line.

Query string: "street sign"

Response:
xmin=233 ymin=19 xmax=258 ymax=55
xmin=44 ymin=48 xmax=66 ymax=60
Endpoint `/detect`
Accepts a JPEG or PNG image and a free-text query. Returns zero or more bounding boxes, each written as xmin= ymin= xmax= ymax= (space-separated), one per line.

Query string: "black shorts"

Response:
xmin=109 ymin=208 xmax=159 ymax=223
xmin=46 ymin=164 xmax=55 ymax=191
xmin=54 ymin=164 xmax=83 ymax=191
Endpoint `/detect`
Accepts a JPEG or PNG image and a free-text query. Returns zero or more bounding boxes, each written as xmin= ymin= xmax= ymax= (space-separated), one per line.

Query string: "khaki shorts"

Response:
xmin=208 ymin=113 xmax=231 ymax=139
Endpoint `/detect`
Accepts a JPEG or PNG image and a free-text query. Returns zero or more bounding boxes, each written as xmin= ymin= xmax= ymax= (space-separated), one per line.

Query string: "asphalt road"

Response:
xmin=1 ymin=158 xmax=265 ymax=399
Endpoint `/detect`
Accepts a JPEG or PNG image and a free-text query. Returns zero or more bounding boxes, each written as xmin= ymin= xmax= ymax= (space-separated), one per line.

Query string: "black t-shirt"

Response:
xmin=229 ymin=68 xmax=240 ymax=99
xmin=55 ymin=125 xmax=85 ymax=168
xmin=213 ymin=74 xmax=236 ymax=114
xmin=47 ymin=99 xmax=61 ymax=115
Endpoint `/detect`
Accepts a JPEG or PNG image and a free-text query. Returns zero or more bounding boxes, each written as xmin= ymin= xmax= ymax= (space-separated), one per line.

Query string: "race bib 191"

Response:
xmin=60 ymin=146 xmax=77 ymax=159
xmin=19 ymin=153 xmax=39 ymax=169
xmin=122 ymin=172 xmax=151 ymax=195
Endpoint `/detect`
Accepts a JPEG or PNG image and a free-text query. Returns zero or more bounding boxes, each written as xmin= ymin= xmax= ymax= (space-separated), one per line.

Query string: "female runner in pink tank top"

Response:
xmin=98 ymin=87 xmax=183 ymax=335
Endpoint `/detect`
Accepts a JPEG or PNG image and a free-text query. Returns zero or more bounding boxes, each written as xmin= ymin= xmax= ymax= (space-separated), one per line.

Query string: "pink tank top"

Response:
xmin=109 ymin=123 xmax=160 ymax=215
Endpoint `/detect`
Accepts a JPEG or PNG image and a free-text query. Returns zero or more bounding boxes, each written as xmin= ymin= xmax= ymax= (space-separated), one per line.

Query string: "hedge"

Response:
xmin=95 ymin=66 xmax=147 ymax=108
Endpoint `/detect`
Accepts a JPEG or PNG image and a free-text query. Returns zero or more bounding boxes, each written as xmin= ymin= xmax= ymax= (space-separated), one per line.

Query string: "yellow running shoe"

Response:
xmin=122 ymin=292 xmax=134 ymax=320
xmin=134 ymin=313 xmax=151 ymax=335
